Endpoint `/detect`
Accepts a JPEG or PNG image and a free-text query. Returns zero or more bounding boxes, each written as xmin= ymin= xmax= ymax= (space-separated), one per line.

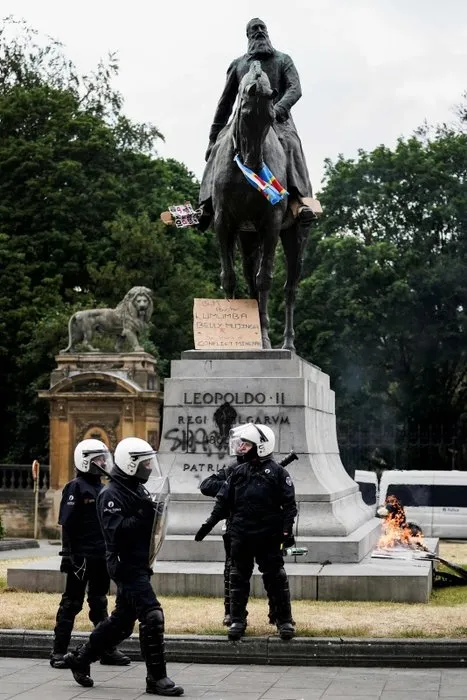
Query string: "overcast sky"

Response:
xmin=4 ymin=0 xmax=467 ymax=192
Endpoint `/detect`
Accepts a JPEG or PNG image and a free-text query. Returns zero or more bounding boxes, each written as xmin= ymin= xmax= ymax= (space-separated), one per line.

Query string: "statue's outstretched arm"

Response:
xmin=208 ymin=60 xmax=239 ymax=144
xmin=275 ymin=54 xmax=302 ymax=119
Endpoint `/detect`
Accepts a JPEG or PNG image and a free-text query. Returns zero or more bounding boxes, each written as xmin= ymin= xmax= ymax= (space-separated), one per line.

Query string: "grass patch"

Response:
xmin=1 ymin=540 xmax=467 ymax=638
xmin=3 ymin=591 xmax=467 ymax=638
xmin=431 ymin=584 xmax=467 ymax=605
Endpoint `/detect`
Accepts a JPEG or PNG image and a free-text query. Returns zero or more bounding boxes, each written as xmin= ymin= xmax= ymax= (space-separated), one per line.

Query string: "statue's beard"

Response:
xmin=247 ymin=35 xmax=274 ymax=58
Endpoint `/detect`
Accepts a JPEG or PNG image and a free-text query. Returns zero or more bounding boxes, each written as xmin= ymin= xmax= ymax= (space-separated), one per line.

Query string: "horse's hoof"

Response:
xmin=282 ymin=342 xmax=296 ymax=352
xmin=262 ymin=338 xmax=272 ymax=350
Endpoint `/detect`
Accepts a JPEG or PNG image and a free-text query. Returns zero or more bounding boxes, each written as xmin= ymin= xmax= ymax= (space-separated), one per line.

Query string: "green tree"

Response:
xmin=295 ymin=128 xmax=467 ymax=469
xmin=0 ymin=18 xmax=218 ymax=462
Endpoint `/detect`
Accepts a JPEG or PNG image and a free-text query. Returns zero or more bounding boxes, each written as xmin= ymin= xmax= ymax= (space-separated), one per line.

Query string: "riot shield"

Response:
xmin=145 ymin=461 xmax=170 ymax=567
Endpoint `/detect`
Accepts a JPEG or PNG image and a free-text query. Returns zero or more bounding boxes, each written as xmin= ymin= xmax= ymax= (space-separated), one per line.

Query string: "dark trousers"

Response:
xmin=85 ymin=570 xmax=167 ymax=681
xmin=53 ymin=557 xmax=109 ymax=654
xmin=229 ymin=533 xmax=293 ymax=626
xmin=222 ymin=533 xmax=231 ymax=616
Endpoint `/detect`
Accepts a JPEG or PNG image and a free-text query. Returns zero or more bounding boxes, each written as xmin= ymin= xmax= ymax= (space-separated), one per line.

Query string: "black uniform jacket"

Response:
xmin=199 ymin=460 xmax=239 ymax=498
xmin=97 ymin=472 xmax=155 ymax=581
xmin=206 ymin=458 xmax=297 ymax=538
xmin=59 ymin=473 xmax=105 ymax=558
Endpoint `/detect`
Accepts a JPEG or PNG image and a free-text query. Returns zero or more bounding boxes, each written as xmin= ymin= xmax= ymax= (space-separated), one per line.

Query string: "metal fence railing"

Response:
xmin=337 ymin=420 xmax=467 ymax=477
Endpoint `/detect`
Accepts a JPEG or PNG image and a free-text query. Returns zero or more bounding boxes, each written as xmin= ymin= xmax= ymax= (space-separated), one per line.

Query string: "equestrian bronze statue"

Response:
xmin=199 ymin=18 xmax=320 ymax=350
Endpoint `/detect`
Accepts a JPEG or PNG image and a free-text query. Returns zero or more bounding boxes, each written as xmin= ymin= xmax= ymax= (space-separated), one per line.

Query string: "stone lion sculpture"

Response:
xmin=60 ymin=286 xmax=154 ymax=353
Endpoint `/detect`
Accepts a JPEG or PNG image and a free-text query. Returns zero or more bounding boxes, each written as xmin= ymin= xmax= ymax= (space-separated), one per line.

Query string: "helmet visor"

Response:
xmin=86 ymin=451 xmax=113 ymax=475
xmin=133 ymin=452 xmax=160 ymax=483
xmin=229 ymin=437 xmax=254 ymax=457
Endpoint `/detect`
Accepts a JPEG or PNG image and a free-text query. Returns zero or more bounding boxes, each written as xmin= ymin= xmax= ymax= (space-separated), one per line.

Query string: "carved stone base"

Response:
xmin=157 ymin=350 xmax=374 ymax=552
xmin=39 ymin=352 xmax=162 ymax=489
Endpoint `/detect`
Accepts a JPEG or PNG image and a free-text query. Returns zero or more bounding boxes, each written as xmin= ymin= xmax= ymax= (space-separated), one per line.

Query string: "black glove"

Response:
xmin=194 ymin=522 xmax=212 ymax=542
xmin=282 ymin=532 xmax=295 ymax=549
xmin=60 ymin=556 xmax=73 ymax=574
xmin=137 ymin=499 xmax=155 ymax=520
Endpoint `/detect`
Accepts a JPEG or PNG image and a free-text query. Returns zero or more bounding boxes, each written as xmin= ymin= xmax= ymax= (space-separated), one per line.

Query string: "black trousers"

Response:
xmin=229 ymin=533 xmax=293 ymax=626
xmin=222 ymin=533 xmax=231 ymax=616
xmin=85 ymin=569 xmax=167 ymax=681
xmin=53 ymin=557 xmax=109 ymax=654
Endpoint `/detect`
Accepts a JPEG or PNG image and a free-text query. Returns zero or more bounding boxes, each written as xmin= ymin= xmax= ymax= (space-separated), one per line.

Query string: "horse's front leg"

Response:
xmin=214 ymin=213 xmax=236 ymax=298
xmin=256 ymin=210 xmax=283 ymax=349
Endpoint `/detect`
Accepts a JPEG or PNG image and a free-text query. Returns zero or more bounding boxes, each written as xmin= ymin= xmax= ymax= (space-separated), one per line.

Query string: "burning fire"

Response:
xmin=376 ymin=495 xmax=425 ymax=550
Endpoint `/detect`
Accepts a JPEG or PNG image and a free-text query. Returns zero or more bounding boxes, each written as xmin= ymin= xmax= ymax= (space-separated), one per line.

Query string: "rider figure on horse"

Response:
xmin=198 ymin=17 xmax=315 ymax=232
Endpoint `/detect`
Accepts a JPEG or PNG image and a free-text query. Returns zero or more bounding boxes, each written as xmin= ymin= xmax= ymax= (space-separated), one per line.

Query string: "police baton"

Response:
xmin=280 ymin=452 xmax=298 ymax=468
xmin=278 ymin=452 xmax=308 ymax=558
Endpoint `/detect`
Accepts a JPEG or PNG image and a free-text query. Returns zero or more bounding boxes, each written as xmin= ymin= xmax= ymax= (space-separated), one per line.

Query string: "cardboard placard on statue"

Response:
xmin=193 ymin=298 xmax=262 ymax=350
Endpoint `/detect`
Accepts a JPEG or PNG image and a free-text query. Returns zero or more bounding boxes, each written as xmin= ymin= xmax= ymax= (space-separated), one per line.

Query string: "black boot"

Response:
xmin=100 ymin=648 xmax=131 ymax=666
xmin=146 ymin=675 xmax=184 ymax=696
xmin=140 ymin=609 xmax=183 ymax=696
xmin=277 ymin=621 xmax=295 ymax=640
xmin=228 ymin=622 xmax=246 ymax=641
xmin=64 ymin=644 xmax=95 ymax=687
xmin=264 ymin=568 xmax=295 ymax=640
xmin=50 ymin=652 xmax=68 ymax=669
xmin=297 ymin=205 xmax=317 ymax=225
xmin=228 ymin=564 xmax=249 ymax=641
xmin=223 ymin=556 xmax=231 ymax=627
xmin=51 ymin=596 xmax=81 ymax=667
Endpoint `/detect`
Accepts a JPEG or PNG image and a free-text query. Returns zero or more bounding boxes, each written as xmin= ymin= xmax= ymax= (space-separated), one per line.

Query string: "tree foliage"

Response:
xmin=0 ymin=18 xmax=219 ymax=462
xmin=295 ymin=126 xmax=467 ymax=470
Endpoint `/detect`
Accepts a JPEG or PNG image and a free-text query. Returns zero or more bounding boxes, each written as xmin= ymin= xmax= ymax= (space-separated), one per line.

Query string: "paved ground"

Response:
xmin=0 ymin=539 xmax=59 ymax=561
xmin=0 ymin=657 xmax=466 ymax=699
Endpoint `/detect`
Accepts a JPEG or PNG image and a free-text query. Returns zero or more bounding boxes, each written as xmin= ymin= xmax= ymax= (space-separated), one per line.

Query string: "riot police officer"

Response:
xmin=50 ymin=439 xmax=130 ymax=669
xmin=195 ymin=423 xmax=297 ymax=641
xmin=65 ymin=437 xmax=183 ymax=697
xmin=199 ymin=452 xmax=280 ymax=628
xmin=199 ymin=459 xmax=240 ymax=627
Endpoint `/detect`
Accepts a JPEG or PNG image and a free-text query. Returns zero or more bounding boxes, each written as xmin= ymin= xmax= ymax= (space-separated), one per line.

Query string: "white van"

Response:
xmin=354 ymin=470 xmax=378 ymax=513
xmin=378 ymin=470 xmax=467 ymax=538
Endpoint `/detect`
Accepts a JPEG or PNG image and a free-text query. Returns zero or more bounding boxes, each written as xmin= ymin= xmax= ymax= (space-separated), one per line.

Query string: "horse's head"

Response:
xmin=236 ymin=61 xmax=277 ymax=170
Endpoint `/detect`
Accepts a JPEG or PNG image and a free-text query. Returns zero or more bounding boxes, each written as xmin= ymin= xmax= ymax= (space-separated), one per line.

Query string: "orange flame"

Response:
xmin=376 ymin=495 xmax=425 ymax=550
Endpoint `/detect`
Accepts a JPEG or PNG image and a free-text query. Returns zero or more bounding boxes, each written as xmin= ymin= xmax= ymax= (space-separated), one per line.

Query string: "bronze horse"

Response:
xmin=208 ymin=61 xmax=312 ymax=350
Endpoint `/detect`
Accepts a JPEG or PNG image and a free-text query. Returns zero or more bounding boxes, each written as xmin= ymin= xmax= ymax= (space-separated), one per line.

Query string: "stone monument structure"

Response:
xmin=38 ymin=287 xmax=162 ymax=533
xmin=151 ymin=349 xmax=436 ymax=603
xmin=12 ymin=25 xmax=435 ymax=604
xmin=39 ymin=352 xmax=162 ymax=491
xmin=157 ymin=349 xmax=379 ymax=562
xmin=152 ymin=20 xmax=436 ymax=602
xmin=156 ymin=19 xmax=379 ymax=561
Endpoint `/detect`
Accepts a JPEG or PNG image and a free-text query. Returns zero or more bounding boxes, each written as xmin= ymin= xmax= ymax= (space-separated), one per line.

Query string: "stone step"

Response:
xmin=159 ymin=518 xmax=382 ymax=563
xmin=7 ymin=537 xmax=438 ymax=603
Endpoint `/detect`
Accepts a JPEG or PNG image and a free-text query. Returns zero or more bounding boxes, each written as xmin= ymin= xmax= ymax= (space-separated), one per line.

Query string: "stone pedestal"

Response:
xmin=157 ymin=350 xmax=380 ymax=563
xmin=39 ymin=352 xmax=163 ymax=490
xmin=8 ymin=538 xmax=439 ymax=603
